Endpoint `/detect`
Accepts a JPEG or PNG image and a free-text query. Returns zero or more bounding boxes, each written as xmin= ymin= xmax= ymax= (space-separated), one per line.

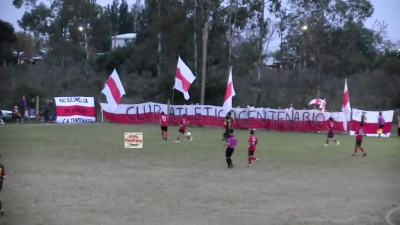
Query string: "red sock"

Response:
xmin=177 ymin=137 xmax=180 ymax=141
xmin=326 ymin=140 xmax=329 ymax=144
xmin=162 ymin=131 xmax=164 ymax=137
xmin=250 ymin=156 xmax=257 ymax=160
xmin=248 ymin=158 xmax=252 ymax=164
xmin=333 ymin=139 xmax=337 ymax=143
xmin=186 ymin=136 xmax=191 ymax=139
xmin=359 ymin=147 xmax=364 ymax=153
xmin=165 ymin=132 xmax=168 ymax=138
xmin=354 ymin=148 xmax=358 ymax=153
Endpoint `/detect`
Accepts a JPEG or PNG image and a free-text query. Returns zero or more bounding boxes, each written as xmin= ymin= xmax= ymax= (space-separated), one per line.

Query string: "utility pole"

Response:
xmin=85 ymin=32 xmax=89 ymax=78
xmin=79 ymin=26 xmax=89 ymax=77
xmin=200 ymin=21 xmax=209 ymax=105
xmin=256 ymin=0 xmax=265 ymax=105
xmin=193 ymin=0 xmax=198 ymax=83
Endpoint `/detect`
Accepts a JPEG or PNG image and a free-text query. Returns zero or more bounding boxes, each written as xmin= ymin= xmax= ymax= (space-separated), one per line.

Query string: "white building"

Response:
xmin=111 ymin=33 xmax=137 ymax=50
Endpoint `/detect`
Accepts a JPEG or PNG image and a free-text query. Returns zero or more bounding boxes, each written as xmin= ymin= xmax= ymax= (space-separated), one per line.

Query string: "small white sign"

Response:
xmin=124 ymin=132 xmax=143 ymax=148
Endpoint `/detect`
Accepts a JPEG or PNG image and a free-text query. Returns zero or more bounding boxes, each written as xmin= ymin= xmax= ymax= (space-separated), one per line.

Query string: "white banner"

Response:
xmin=55 ymin=97 xmax=96 ymax=124
xmin=55 ymin=97 xmax=95 ymax=107
xmin=350 ymin=109 xmax=394 ymax=137
xmin=100 ymin=102 xmax=349 ymax=131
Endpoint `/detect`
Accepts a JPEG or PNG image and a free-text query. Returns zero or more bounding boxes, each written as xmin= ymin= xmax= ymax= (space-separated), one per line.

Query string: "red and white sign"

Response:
xmin=350 ymin=109 xmax=394 ymax=137
xmin=100 ymin=102 xmax=350 ymax=132
xmin=55 ymin=97 xmax=96 ymax=123
xmin=174 ymin=57 xmax=196 ymax=100
xmin=124 ymin=132 xmax=143 ymax=148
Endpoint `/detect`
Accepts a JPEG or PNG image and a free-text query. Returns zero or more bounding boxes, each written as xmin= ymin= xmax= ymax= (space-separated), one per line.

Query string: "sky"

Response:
xmin=0 ymin=0 xmax=399 ymax=51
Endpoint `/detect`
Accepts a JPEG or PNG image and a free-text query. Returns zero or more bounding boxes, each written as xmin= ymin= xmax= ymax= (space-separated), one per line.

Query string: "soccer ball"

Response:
xmin=186 ymin=132 xmax=191 ymax=136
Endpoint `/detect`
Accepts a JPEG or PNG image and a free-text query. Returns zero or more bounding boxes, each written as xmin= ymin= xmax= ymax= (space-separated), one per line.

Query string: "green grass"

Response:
xmin=0 ymin=123 xmax=399 ymax=225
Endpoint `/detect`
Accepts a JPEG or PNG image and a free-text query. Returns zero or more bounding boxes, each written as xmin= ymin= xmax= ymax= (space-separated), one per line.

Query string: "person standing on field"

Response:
xmin=397 ymin=115 xmax=400 ymax=137
xmin=0 ymin=155 xmax=6 ymax=216
xmin=224 ymin=130 xmax=237 ymax=169
xmin=160 ymin=112 xmax=168 ymax=140
xmin=377 ymin=112 xmax=386 ymax=138
xmin=248 ymin=130 xmax=259 ymax=167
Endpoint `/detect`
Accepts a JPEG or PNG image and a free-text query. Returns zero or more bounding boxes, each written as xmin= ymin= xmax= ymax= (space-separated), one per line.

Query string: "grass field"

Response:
xmin=0 ymin=123 xmax=400 ymax=225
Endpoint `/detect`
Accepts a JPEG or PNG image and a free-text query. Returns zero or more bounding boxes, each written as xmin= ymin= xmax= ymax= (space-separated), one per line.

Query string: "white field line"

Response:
xmin=385 ymin=205 xmax=400 ymax=225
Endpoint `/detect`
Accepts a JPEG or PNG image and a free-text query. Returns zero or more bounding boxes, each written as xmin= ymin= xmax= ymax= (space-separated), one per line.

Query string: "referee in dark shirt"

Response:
xmin=360 ymin=112 xmax=366 ymax=126
xmin=0 ymin=155 xmax=5 ymax=216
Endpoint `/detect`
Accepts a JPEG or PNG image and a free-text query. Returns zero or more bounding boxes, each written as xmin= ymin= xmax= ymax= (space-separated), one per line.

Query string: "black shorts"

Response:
xmin=179 ymin=128 xmax=185 ymax=134
xmin=248 ymin=150 xmax=255 ymax=156
xmin=0 ymin=181 xmax=3 ymax=192
xmin=356 ymin=140 xmax=362 ymax=147
xmin=225 ymin=147 xmax=234 ymax=158
xmin=379 ymin=124 xmax=384 ymax=129
xmin=161 ymin=126 xmax=168 ymax=132
xmin=224 ymin=126 xmax=229 ymax=133
xmin=327 ymin=133 xmax=334 ymax=138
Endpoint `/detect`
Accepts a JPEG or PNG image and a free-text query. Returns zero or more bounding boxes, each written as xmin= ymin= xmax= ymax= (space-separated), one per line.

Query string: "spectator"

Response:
xmin=49 ymin=100 xmax=55 ymax=120
xmin=247 ymin=104 xmax=255 ymax=130
xmin=12 ymin=106 xmax=21 ymax=123
xmin=29 ymin=98 xmax=35 ymax=118
xmin=44 ymin=100 xmax=50 ymax=122
xmin=20 ymin=96 xmax=26 ymax=122
xmin=39 ymin=105 xmax=44 ymax=121
xmin=397 ymin=115 xmax=400 ymax=137
xmin=0 ymin=109 xmax=4 ymax=125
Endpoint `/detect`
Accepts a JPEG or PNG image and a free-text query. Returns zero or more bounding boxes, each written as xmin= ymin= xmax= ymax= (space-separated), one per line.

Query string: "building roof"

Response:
xmin=112 ymin=33 xmax=137 ymax=39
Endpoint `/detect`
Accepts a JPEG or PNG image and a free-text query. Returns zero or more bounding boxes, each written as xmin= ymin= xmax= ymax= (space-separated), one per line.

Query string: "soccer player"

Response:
xmin=378 ymin=112 xmax=386 ymax=137
xmin=353 ymin=124 xmax=367 ymax=157
xmin=248 ymin=130 xmax=259 ymax=167
xmin=222 ymin=112 xmax=234 ymax=141
xmin=0 ymin=155 xmax=5 ymax=216
xmin=224 ymin=129 xmax=236 ymax=169
xmin=325 ymin=117 xmax=340 ymax=147
xmin=160 ymin=112 xmax=168 ymax=140
xmin=175 ymin=114 xmax=192 ymax=142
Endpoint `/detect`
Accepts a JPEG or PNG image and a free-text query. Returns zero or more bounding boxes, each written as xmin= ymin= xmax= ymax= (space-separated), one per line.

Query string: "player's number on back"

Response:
xmin=161 ymin=117 xmax=167 ymax=122
xmin=250 ymin=139 xmax=256 ymax=145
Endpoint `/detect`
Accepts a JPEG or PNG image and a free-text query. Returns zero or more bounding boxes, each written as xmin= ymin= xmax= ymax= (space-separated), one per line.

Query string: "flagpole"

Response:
xmin=168 ymin=88 xmax=175 ymax=120
xmin=171 ymin=88 xmax=175 ymax=106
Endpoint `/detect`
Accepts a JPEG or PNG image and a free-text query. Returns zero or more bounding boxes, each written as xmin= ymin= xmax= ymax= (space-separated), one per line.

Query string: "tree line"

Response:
xmin=0 ymin=0 xmax=399 ymax=110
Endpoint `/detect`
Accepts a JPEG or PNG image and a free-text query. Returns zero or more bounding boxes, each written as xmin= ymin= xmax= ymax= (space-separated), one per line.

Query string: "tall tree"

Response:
xmin=14 ymin=32 xmax=36 ymax=64
xmin=278 ymin=0 xmax=374 ymax=97
xmin=18 ymin=3 xmax=53 ymax=36
xmin=118 ymin=0 xmax=134 ymax=34
xmin=0 ymin=20 xmax=17 ymax=66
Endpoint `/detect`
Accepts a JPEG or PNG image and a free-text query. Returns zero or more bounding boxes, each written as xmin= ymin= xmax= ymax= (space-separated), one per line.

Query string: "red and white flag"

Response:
xmin=222 ymin=67 xmax=236 ymax=114
xmin=342 ymin=79 xmax=351 ymax=131
xmin=101 ymin=69 xmax=126 ymax=112
xmin=174 ymin=57 xmax=196 ymax=100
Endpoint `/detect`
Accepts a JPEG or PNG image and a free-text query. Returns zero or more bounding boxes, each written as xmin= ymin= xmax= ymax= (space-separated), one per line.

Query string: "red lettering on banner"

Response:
xmin=57 ymin=106 xmax=96 ymax=117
